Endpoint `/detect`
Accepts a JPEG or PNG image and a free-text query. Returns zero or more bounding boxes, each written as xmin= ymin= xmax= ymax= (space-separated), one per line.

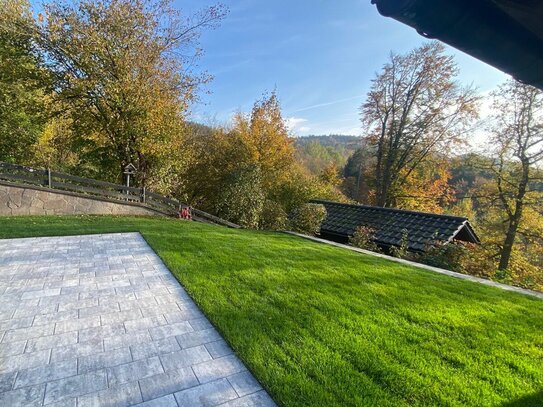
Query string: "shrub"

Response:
xmin=494 ymin=250 xmax=543 ymax=291
xmin=349 ymin=226 xmax=381 ymax=253
xmin=409 ymin=239 xmax=543 ymax=292
xmin=270 ymin=168 xmax=346 ymax=214
xmin=289 ymin=203 xmax=326 ymax=235
xmin=259 ymin=200 xmax=287 ymax=230
xmin=417 ymin=241 xmax=496 ymax=277
xmin=389 ymin=229 xmax=409 ymax=258
xmin=216 ymin=165 xmax=265 ymax=228
xmin=417 ymin=241 xmax=471 ymax=271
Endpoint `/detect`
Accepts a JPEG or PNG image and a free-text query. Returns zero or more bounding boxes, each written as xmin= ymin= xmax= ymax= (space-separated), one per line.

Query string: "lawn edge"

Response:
xmin=284 ymin=231 xmax=543 ymax=300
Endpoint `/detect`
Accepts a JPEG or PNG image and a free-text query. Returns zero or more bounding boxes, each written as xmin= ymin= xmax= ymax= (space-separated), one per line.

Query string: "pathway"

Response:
xmin=0 ymin=232 xmax=275 ymax=407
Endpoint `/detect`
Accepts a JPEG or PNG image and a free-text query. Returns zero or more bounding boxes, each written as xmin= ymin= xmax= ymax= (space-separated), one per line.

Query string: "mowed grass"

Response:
xmin=0 ymin=216 xmax=542 ymax=406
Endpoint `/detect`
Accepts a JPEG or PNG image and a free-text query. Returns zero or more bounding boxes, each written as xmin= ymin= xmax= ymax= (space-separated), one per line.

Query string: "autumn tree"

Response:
xmin=360 ymin=42 xmax=478 ymax=207
xmin=31 ymin=114 xmax=80 ymax=171
xmin=393 ymin=157 xmax=454 ymax=213
xmin=232 ymin=92 xmax=296 ymax=190
xmin=483 ymin=80 xmax=543 ymax=271
xmin=182 ymin=92 xmax=346 ymax=227
xmin=184 ymin=93 xmax=295 ymax=212
xmin=34 ymin=0 xmax=226 ymax=184
xmin=0 ymin=0 xmax=49 ymax=162
xmin=229 ymin=92 xmax=345 ymax=216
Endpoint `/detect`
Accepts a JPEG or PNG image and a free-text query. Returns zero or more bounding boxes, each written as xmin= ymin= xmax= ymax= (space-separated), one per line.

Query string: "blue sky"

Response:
xmin=31 ymin=0 xmax=508 ymax=137
xmin=180 ymin=0 xmax=509 ymax=137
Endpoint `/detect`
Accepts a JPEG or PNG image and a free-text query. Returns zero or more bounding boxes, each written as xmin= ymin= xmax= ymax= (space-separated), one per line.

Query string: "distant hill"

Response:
xmin=185 ymin=126 xmax=364 ymax=176
xmin=294 ymin=135 xmax=363 ymax=152
xmin=186 ymin=121 xmax=214 ymax=137
xmin=294 ymin=135 xmax=363 ymax=175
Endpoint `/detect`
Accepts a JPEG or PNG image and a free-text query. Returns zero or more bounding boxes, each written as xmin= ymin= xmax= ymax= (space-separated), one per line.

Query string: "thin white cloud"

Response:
xmin=212 ymin=59 xmax=253 ymax=75
xmin=290 ymin=94 xmax=365 ymax=113
xmin=285 ymin=117 xmax=312 ymax=136
xmin=285 ymin=117 xmax=308 ymax=130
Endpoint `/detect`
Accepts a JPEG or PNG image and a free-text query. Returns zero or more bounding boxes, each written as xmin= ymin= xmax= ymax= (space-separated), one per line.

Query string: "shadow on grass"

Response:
xmin=500 ymin=390 xmax=543 ymax=407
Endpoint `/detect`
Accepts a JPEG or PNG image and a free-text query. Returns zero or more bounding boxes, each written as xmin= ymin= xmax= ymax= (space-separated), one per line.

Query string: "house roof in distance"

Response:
xmin=371 ymin=0 xmax=543 ymax=90
xmin=312 ymin=200 xmax=480 ymax=252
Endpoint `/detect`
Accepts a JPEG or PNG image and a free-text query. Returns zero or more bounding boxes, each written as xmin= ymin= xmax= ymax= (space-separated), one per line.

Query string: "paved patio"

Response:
xmin=0 ymin=232 xmax=276 ymax=407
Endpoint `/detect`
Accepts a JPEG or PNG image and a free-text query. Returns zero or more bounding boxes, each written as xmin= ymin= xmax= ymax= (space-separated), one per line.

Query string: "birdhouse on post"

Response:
xmin=124 ymin=163 xmax=137 ymax=189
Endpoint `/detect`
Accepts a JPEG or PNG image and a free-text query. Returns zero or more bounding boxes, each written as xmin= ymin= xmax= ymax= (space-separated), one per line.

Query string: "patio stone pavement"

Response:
xmin=0 ymin=232 xmax=276 ymax=407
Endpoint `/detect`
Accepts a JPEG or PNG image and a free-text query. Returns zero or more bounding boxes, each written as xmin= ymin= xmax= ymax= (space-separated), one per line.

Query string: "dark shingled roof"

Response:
xmin=312 ymin=200 xmax=480 ymax=252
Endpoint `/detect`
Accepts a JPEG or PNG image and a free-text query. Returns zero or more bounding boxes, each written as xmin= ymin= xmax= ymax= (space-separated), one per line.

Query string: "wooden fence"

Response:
xmin=0 ymin=162 xmax=239 ymax=228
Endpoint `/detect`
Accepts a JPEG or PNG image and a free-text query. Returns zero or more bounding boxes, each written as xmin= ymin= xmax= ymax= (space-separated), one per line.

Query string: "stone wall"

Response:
xmin=0 ymin=183 xmax=162 ymax=217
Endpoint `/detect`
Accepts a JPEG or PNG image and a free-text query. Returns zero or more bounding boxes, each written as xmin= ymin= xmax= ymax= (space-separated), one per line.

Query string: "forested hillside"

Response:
xmin=294 ymin=135 xmax=360 ymax=175
xmin=295 ymin=134 xmax=362 ymax=149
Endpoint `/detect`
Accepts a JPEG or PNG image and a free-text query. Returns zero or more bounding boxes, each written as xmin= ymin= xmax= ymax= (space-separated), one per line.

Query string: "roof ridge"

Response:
xmin=311 ymin=199 xmax=468 ymax=222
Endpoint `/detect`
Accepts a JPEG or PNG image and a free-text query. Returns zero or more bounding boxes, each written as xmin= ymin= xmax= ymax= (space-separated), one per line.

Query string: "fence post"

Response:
xmin=141 ymin=186 xmax=146 ymax=203
xmin=47 ymin=168 xmax=52 ymax=188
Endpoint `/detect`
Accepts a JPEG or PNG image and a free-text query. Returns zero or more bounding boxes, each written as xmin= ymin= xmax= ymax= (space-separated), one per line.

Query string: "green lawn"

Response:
xmin=1 ymin=216 xmax=542 ymax=406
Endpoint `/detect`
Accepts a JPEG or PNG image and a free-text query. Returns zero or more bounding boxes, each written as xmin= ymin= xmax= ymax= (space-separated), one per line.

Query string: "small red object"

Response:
xmin=178 ymin=206 xmax=192 ymax=220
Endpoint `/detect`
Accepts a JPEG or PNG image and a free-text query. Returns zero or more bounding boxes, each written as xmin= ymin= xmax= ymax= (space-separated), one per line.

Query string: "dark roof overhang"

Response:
xmin=449 ymin=220 xmax=481 ymax=245
xmin=371 ymin=0 xmax=543 ymax=90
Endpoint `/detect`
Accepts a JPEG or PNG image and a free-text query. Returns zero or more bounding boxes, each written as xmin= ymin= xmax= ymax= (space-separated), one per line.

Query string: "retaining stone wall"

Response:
xmin=0 ymin=184 xmax=161 ymax=217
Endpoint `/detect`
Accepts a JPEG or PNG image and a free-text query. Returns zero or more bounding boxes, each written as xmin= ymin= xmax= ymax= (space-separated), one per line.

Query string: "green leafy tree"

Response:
xmin=482 ymin=80 xmax=543 ymax=271
xmin=289 ymin=203 xmax=327 ymax=236
xmin=0 ymin=0 xmax=48 ymax=162
xmin=35 ymin=0 xmax=226 ymax=184
xmin=259 ymin=199 xmax=287 ymax=230
xmin=342 ymin=144 xmax=375 ymax=202
xmin=216 ymin=165 xmax=265 ymax=228
xmin=296 ymin=139 xmax=348 ymax=175
xmin=270 ymin=165 xmax=346 ymax=214
xmin=31 ymin=114 xmax=80 ymax=171
xmin=360 ymin=42 xmax=478 ymax=207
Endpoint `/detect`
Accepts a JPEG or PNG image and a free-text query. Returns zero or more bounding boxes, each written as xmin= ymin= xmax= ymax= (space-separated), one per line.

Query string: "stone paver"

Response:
xmin=0 ymin=233 xmax=275 ymax=406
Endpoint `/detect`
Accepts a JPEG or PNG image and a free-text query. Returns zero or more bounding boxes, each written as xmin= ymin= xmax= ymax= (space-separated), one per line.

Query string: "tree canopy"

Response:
xmin=35 ymin=0 xmax=226 ymax=184
xmin=0 ymin=0 xmax=49 ymax=163
xmin=361 ymin=42 xmax=478 ymax=207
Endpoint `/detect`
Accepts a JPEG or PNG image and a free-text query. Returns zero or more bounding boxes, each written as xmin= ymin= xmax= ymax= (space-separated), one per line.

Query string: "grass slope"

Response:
xmin=0 ymin=216 xmax=542 ymax=406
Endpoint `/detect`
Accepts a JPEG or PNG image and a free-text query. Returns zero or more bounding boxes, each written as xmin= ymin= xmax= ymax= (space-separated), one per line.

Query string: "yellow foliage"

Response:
xmin=231 ymin=92 xmax=295 ymax=189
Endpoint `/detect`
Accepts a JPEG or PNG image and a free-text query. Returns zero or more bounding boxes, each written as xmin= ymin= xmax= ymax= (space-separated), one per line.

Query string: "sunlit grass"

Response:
xmin=1 ymin=215 xmax=542 ymax=406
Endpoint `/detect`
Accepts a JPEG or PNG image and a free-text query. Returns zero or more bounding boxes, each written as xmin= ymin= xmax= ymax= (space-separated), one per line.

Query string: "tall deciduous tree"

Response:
xmin=35 ymin=0 xmax=226 ymax=184
xmin=183 ymin=92 xmax=296 ymax=210
xmin=182 ymin=92 xmax=345 ymax=226
xmin=485 ymin=80 xmax=543 ymax=271
xmin=0 ymin=0 xmax=48 ymax=162
xmin=360 ymin=42 xmax=478 ymax=207
xmin=232 ymin=92 xmax=295 ymax=190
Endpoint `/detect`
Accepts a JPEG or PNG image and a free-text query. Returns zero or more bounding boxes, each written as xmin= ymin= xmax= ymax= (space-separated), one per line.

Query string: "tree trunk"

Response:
xmin=498 ymin=216 xmax=520 ymax=271
xmin=374 ymin=123 xmax=386 ymax=207
xmin=376 ymin=184 xmax=389 ymax=207
xmin=498 ymin=160 xmax=528 ymax=271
